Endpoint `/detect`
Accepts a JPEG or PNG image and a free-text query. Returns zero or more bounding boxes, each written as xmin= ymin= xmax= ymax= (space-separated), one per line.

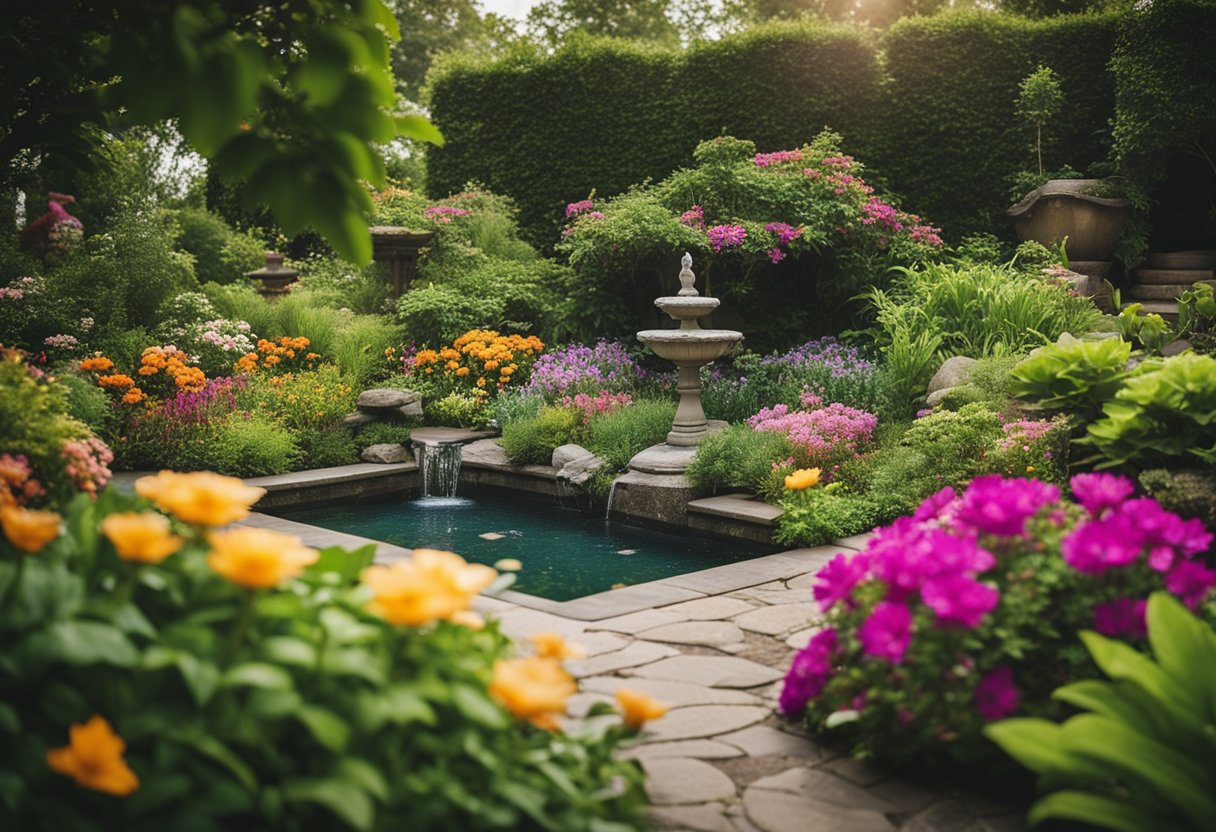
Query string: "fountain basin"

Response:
xmin=654 ymin=295 xmax=721 ymax=322
xmin=637 ymin=329 xmax=742 ymax=363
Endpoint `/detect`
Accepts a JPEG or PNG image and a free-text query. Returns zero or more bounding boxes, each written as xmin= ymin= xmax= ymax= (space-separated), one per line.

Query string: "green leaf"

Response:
xmin=1145 ymin=591 xmax=1216 ymax=716
xmin=1080 ymin=631 xmax=1202 ymax=727
xmin=172 ymin=733 xmax=257 ymax=792
xmin=177 ymin=653 xmax=221 ymax=707
xmin=296 ymin=705 xmax=350 ymax=752
xmin=309 ymin=545 xmax=375 ymax=582
xmin=1051 ymin=680 xmax=1153 ymax=732
xmin=452 ymin=684 xmax=508 ymax=729
xmin=335 ymin=758 xmax=388 ymax=802
xmin=282 ymin=777 xmax=374 ymax=831
xmin=396 ymin=114 xmax=443 ymax=146
xmin=260 ymin=636 xmax=318 ymax=668
xmin=983 ymin=718 xmax=1066 ymax=775
xmin=1028 ymin=790 xmax=1157 ymax=832
xmin=223 ymin=663 xmax=294 ymax=690
xmin=111 ymin=603 xmax=156 ymax=638
xmin=0 ymin=701 xmax=20 ymax=733
xmin=25 ymin=620 xmax=139 ymax=667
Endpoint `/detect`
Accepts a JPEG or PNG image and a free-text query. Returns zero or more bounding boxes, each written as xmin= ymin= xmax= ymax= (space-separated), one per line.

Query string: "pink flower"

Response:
xmin=564 ymin=199 xmax=594 ymax=218
xmin=1165 ymin=561 xmax=1216 ymax=610
xmin=858 ymin=602 xmax=913 ymax=664
xmin=754 ymin=149 xmax=804 ymax=168
xmin=769 ymin=247 xmax=784 ymax=264
xmin=1061 ymin=515 xmax=1145 ymax=574
xmin=706 ymin=224 xmax=746 ymax=252
xmin=956 ymin=475 xmax=1059 ymax=537
xmin=912 ymin=487 xmax=958 ymax=523
xmin=1092 ymin=597 xmax=1148 ymax=638
xmin=921 ymin=574 xmax=999 ymax=629
xmin=779 ymin=628 xmax=838 ymax=714
xmin=678 ymin=205 xmax=704 ymax=228
xmin=1070 ymin=473 xmax=1135 ymax=516
xmin=974 ymin=666 xmax=1019 ymax=721
xmin=813 ymin=553 xmax=870 ymax=613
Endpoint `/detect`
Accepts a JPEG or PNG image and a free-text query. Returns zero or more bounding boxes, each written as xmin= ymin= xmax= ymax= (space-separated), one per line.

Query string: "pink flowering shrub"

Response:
xmin=747 ymin=400 xmax=878 ymax=476
xmin=559 ymin=391 xmax=633 ymax=425
xmin=60 ymin=438 xmax=113 ymax=497
xmin=781 ymin=472 xmax=1214 ymax=766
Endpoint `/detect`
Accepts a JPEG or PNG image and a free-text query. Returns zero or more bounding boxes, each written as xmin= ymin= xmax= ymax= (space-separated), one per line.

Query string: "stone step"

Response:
xmin=1125 ymin=280 xmax=1216 ymax=301
xmin=686 ymin=494 xmax=780 ymax=546
xmin=1131 ymin=268 xmax=1214 ymax=285
xmin=1132 ymin=299 xmax=1180 ymax=321
xmin=1143 ymin=250 xmax=1216 ymax=270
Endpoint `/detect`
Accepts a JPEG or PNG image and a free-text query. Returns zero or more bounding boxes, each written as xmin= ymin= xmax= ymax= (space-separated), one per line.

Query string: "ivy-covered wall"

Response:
xmin=426 ymin=10 xmax=1183 ymax=248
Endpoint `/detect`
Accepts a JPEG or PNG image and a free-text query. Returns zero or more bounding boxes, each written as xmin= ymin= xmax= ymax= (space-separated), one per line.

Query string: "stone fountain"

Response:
xmin=638 ymin=252 xmax=743 ymax=447
xmin=609 ymin=254 xmax=742 ymax=527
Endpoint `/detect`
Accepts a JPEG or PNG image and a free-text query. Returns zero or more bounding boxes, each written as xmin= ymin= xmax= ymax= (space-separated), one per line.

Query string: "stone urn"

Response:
xmin=370 ymin=226 xmax=435 ymax=297
xmin=1008 ymin=179 xmax=1132 ymax=262
xmin=246 ymin=252 xmax=299 ymax=300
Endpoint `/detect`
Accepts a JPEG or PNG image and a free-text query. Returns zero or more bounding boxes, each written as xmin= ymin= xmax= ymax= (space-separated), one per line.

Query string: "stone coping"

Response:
xmin=245 ymin=462 xmax=416 ymax=493
xmin=687 ymin=494 xmax=782 ymax=525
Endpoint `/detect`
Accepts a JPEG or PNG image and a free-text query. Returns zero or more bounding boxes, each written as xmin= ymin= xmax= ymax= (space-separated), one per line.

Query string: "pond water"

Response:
xmin=276 ymin=493 xmax=772 ymax=601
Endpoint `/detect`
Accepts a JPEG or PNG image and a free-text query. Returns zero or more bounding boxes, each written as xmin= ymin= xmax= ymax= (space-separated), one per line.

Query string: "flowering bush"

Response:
xmin=403 ymin=329 xmax=544 ymax=414
xmin=0 ymin=475 xmax=652 ymax=829
xmin=522 ymin=340 xmax=647 ymax=399
xmin=781 ymin=473 xmax=1214 ymax=767
xmin=236 ymin=365 xmax=357 ymax=432
xmin=748 ymin=397 xmax=878 ymax=477
xmin=234 ymin=336 xmax=321 ymax=376
xmin=560 ymin=391 xmax=633 ymax=425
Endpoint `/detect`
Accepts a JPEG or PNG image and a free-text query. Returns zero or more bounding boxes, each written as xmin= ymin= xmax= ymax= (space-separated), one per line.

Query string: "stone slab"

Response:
xmin=660 ymin=555 xmax=819 ymax=595
xmin=495 ymin=607 xmax=587 ymax=639
xmin=624 ymin=739 xmax=746 ymax=760
xmin=580 ymin=677 xmax=762 ymax=707
xmin=748 ymin=768 xmax=895 ymax=813
xmin=361 ymin=443 xmax=410 ymax=464
xmin=628 ymin=443 xmax=699 ymax=475
xmin=741 ymin=787 xmax=895 ymax=832
xmin=645 ymin=705 xmax=770 ymax=742
xmin=649 ymin=804 xmax=733 ymax=832
xmin=639 ymin=621 xmax=745 ymax=646
xmin=716 ymin=725 xmax=822 ymax=759
xmin=664 ymin=596 xmax=757 ymax=620
xmin=733 ymin=603 xmax=819 ymax=636
xmin=609 ymin=470 xmax=696 ymax=528
xmin=687 ymin=495 xmax=782 ymax=524
xmin=504 ymin=581 xmax=705 ymax=622
xmin=629 ymin=656 xmax=784 ymax=688
xmin=567 ymin=641 xmax=679 ymax=678
xmin=587 ymin=609 xmax=690 ymax=634
xmin=409 ymin=427 xmax=496 ymax=445
xmin=643 ymin=758 xmax=737 ymax=805
xmin=734 ymin=587 xmax=811 ymax=607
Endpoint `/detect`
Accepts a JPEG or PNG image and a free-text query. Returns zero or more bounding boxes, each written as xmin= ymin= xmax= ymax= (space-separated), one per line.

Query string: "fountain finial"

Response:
xmin=677 ymin=252 xmax=698 ymax=296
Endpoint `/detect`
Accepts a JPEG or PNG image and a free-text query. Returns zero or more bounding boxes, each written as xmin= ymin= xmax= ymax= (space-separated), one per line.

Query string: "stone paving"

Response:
xmin=478 ymin=543 xmax=1028 ymax=832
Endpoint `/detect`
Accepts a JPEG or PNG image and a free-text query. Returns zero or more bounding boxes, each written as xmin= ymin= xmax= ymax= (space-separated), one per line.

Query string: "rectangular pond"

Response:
xmin=274 ymin=492 xmax=774 ymax=601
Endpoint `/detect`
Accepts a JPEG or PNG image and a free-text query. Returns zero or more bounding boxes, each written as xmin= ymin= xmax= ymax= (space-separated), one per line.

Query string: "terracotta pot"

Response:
xmin=1008 ymin=180 xmax=1132 ymax=261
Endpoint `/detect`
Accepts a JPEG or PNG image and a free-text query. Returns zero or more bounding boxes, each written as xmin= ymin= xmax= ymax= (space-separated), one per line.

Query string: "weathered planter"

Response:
xmin=369 ymin=226 xmax=435 ymax=297
xmin=246 ymin=252 xmax=299 ymax=301
xmin=1008 ymin=179 xmax=1132 ymax=262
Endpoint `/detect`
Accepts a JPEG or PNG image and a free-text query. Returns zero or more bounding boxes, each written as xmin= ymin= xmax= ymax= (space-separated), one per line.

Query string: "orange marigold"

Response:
xmin=1 ymin=504 xmax=61 ymax=552
xmin=46 ymin=716 xmax=139 ymax=796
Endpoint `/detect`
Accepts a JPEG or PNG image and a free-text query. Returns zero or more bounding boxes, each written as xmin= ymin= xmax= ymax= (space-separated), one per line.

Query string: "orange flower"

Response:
xmin=98 ymin=374 xmax=135 ymax=390
xmin=784 ymin=467 xmax=821 ymax=491
xmin=46 ymin=715 xmax=139 ymax=796
xmin=0 ymin=504 xmax=61 ymax=552
xmin=361 ymin=549 xmax=497 ymax=626
xmin=455 ymin=366 xmax=470 ymax=377
xmin=100 ymin=512 xmax=183 ymax=564
xmin=615 ymin=689 xmax=670 ymax=729
xmin=80 ymin=356 xmax=114 ymax=372
xmin=121 ymin=388 xmax=145 ymax=405
xmin=134 ymin=471 xmax=265 ymax=527
xmin=206 ymin=527 xmax=318 ymax=589
xmin=531 ymin=631 xmax=586 ymax=660
xmin=490 ymin=657 xmax=575 ymax=730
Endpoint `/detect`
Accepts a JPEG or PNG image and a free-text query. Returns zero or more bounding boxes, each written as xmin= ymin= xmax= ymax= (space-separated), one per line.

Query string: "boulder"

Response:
xmin=927 ymin=356 xmax=977 ymax=396
xmin=360 ymin=443 xmax=410 ymax=464
xmin=356 ymin=388 xmax=421 ymax=414
xmin=461 ymin=438 xmax=511 ymax=467
xmin=342 ymin=412 xmax=376 ymax=428
xmin=1162 ymin=339 xmax=1193 ymax=357
xmin=396 ymin=400 xmax=424 ymax=419
xmin=924 ymin=387 xmax=955 ymax=407
xmin=552 ymin=443 xmax=594 ymax=470
xmin=557 ymin=453 xmax=607 ymax=486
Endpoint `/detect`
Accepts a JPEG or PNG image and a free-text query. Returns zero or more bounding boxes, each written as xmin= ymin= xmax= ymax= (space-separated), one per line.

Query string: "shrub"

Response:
xmin=1086 ymin=352 xmax=1216 ymax=470
xmin=402 ymin=330 xmax=545 ymax=405
xmin=1011 ymin=336 xmax=1131 ymax=421
xmin=237 ymin=366 xmax=356 ymax=433
xmin=296 ymin=427 xmax=360 ymax=469
xmin=747 ymin=396 xmax=879 ymax=478
xmin=332 ymin=316 xmax=401 ymax=387
xmin=686 ymin=424 xmax=796 ymax=495
xmin=202 ymin=412 xmax=300 ymax=476
xmin=0 ymin=483 xmax=650 ymax=830
xmin=396 ymin=284 xmax=504 ymax=347
xmin=297 ymin=254 xmax=391 ymax=315
xmin=1139 ymin=468 xmax=1216 ymax=531
xmin=426 ymin=392 xmax=491 ymax=429
xmin=501 ymin=406 xmax=582 ymax=466
xmin=174 ymin=207 xmax=265 ymax=285
xmin=775 ymin=481 xmax=882 ymax=548
xmin=780 ymin=473 xmax=1214 ymax=768
xmin=586 ymin=400 xmax=676 ymax=471
xmin=987 ymin=592 xmax=1216 ymax=830
xmin=56 ymin=372 xmax=114 ymax=435
xmin=354 ymin=422 xmax=417 ymax=449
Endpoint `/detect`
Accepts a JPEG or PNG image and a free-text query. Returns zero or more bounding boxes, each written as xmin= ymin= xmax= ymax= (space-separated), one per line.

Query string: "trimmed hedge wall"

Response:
xmin=425 ymin=11 xmax=1157 ymax=247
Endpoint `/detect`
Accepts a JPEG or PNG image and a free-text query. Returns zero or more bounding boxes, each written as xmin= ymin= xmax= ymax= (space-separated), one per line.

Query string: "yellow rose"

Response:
xmin=206 ymin=527 xmax=318 ymax=589
xmin=615 ymin=688 xmax=670 ymax=729
xmin=361 ymin=549 xmax=497 ymax=626
xmin=135 ymin=471 xmax=265 ymax=527
xmin=530 ymin=631 xmax=586 ymax=660
xmin=46 ymin=715 xmax=139 ymax=796
xmin=784 ymin=467 xmax=821 ymax=491
xmin=100 ymin=512 xmax=183 ymax=564
xmin=0 ymin=504 xmax=61 ymax=553
xmin=490 ymin=657 xmax=576 ymax=730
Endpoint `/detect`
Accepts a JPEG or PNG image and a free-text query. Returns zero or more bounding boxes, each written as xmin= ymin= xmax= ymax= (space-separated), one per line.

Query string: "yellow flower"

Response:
xmin=0 ymin=504 xmax=61 ymax=552
xmin=531 ymin=631 xmax=586 ymax=660
xmin=490 ymin=657 xmax=575 ymax=730
xmin=100 ymin=512 xmax=183 ymax=564
xmin=46 ymin=715 xmax=140 ymax=796
xmin=135 ymin=471 xmax=265 ymax=527
xmin=494 ymin=558 xmax=522 ymax=571
xmin=205 ymin=527 xmax=317 ymax=589
xmin=450 ymin=610 xmax=486 ymax=630
xmin=784 ymin=467 xmax=821 ymax=491
xmin=615 ymin=688 xmax=670 ymax=729
xmin=361 ymin=549 xmax=497 ymax=626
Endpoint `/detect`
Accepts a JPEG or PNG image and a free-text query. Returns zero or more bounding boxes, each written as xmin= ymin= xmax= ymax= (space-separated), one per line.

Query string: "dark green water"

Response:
xmin=276 ymin=494 xmax=770 ymax=601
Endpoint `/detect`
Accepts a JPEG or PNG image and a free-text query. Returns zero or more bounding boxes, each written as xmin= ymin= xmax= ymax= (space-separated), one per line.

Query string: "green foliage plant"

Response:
xmin=397 ymin=285 xmax=504 ymax=348
xmin=686 ymin=424 xmax=796 ymax=495
xmin=1011 ymin=336 xmax=1131 ymax=421
xmin=425 ymin=391 xmax=491 ymax=429
xmin=1086 ymin=352 xmax=1216 ymax=469
xmin=986 ymin=592 xmax=1216 ymax=831
xmin=174 ymin=208 xmax=266 ymax=285
xmin=500 ymin=406 xmax=582 ymax=466
xmin=354 ymin=423 xmax=418 ymax=450
xmin=0 ymin=488 xmax=649 ymax=830
xmin=774 ymin=481 xmax=881 ymax=547
xmin=586 ymin=400 xmax=676 ymax=471
xmin=1016 ymin=65 xmax=1064 ymax=178
xmin=1139 ymin=468 xmax=1216 ymax=531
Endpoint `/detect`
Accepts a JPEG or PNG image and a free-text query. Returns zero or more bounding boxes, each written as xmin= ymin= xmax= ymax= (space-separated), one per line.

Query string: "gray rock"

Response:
xmin=642 ymin=758 xmax=737 ymax=805
xmin=924 ymin=387 xmax=955 ymax=407
xmin=1162 ymin=339 xmax=1193 ymax=357
xmin=356 ymin=388 xmax=420 ymax=413
xmin=927 ymin=356 xmax=977 ymax=395
xmin=396 ymin=400 xmax=424 ymax=419
xmin=342 ymin=412 xmax=376 ymax=428
xmin=360 ymin=443 xmax=410 ymax=464
xmin=556 ymin=453 xmax=606 ymax=486
xmin=552 ymin=443 xmax=593 ymax=469
xmin=459 ymin=438 xmax=512 ymax=467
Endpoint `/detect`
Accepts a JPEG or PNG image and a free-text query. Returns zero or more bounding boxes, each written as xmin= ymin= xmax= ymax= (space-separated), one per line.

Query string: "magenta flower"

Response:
xmin=974 ymin=666 xmax=1019 ymax=721
xmin=769 ymin=247 xmax=784 ymax=264
xmin=1165 ymin=560 xmax=1216 ymax=610
xmin=754 ymin=149 xmax=804 ymax=168
xmin=813 ymin=553 xmax=870 ymax=613
xmin=778 ymin=628 xmax=838 ymax=714
xmin=858 ymin=602 xmax=913 ymax=664
xmin=565 ymin=199 xmax=594 ymax=218
xmin=1092 ymin=597 xmax=1148 ymax=638
xmin=706 ymin=224 xmax=746 ymax=252
xmin=1061 ymin=515 xmax=1145 ymax=574
xmin=678 ymin=205 xmax=704 ymax=228
xmin=1070 ymin=472 xmax=1135 ymax=516
xmin=1118 ymin=498 xmax=1213 ymax=563
xmin=912 ymin=486 xmax=958 ymax=523
xmin=956 ymin=475 xmax=1060 ymax=537
xmin=921 ymin=574 xmax=999 ymax=629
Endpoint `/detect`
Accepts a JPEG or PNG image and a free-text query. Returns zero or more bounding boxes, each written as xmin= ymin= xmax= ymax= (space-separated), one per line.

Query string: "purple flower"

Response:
xmin=974 ymin=666 xmax=1019 ymax=721
xmin=1117 ymin=498 xmax=1213 ymax=566
xmin=706 ymin=224 xmax=746 ymax=252
xmin=768 ymin=247 xmax=784 ymax=264
xmin=921 ymin=574 xmax=999 ymax=629
xmin=1070 ymin=472 xmax=1135 ymax=516
xmin=564 ymin=199 xmax=594 ymax=218
xmin=1092 ymin=597 xmax=1148 ymax=638
xmin=912 ymin=486 xmax=958 ymax=523
xmin=813 ymin=553 xmax=870 ymax=613
xmin=858 ymin=602 xmax=913 ymax=664
xmin=956 ymin=475 xmax=1060 ymax=537
xmin=764 ymin=222 xmax=802 ymax=246
xmin=1165 ymin=561 xmax=1216 ymax=610
xmin=779 ymin=629 xmax=838 ymax=714
xmin=1061 ymin=515 xmax=1145 ymax=574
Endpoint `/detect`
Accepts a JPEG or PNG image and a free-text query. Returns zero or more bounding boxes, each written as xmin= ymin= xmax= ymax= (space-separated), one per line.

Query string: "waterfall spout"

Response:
xmin=418 ymin=441 xmax=463 ymax=498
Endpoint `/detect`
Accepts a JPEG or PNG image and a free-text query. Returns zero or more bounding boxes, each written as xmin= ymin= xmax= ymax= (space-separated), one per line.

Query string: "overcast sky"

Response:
xmin=480 ymin=0 xmax=542 ymax=19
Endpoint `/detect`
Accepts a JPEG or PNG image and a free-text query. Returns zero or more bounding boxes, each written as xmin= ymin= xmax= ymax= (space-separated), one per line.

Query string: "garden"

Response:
xmin=2 ymin=0 xmax=1215 ymax=830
